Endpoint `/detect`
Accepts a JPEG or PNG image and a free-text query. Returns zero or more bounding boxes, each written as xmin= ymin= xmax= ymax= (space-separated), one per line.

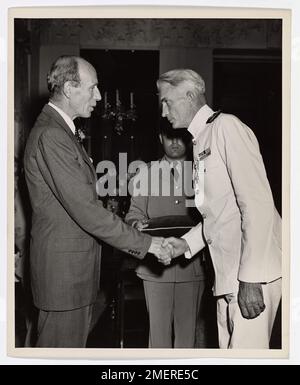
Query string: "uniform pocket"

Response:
xmin=204 ymin=159 xmax=220 ymax=173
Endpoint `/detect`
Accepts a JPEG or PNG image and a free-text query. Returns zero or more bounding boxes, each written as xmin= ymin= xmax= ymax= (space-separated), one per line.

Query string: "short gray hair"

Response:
xmin=157 ymin=69 xmax=205 ymax=95
xmin=47 ymin=55 xmax=81 ymax=98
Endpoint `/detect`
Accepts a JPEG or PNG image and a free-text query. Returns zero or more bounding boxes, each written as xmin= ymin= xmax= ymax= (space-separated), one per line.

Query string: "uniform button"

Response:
xmin=207 ymin=238 xmax=212 ymax=245
xmin=192 ymin=139 xmax=196 ymax=145
xmin=202 ymin=213 xmax=207 ymax=219
xmin=175 ymin=200 xmax=179 ymax=204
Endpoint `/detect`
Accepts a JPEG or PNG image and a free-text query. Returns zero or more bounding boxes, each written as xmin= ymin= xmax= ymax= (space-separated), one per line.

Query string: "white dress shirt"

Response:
xmin=48 ymin=102 xmax=76 ymax=135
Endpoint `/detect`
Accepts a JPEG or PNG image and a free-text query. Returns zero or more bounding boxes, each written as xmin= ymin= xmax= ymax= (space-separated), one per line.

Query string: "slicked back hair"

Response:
xmin=157 ymin=69 xmax=206 ymax=96
xmin=47 ymin=55 xmax=81 ymax=98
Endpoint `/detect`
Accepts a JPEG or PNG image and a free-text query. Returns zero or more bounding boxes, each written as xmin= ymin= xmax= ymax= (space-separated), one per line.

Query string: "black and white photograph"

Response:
xmin=7 ymin=5 xmax=291 ymax=359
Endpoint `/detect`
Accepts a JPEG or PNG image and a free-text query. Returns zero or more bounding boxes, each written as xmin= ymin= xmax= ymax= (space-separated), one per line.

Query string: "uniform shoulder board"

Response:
xmin=206 ymin=110 xmax=222 ymax=124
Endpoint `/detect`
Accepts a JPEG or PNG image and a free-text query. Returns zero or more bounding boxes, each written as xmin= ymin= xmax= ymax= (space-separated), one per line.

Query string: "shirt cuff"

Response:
xmin=183 ymin=244 xmax=193 ymax=259
xmin=181 ymin=223 xmax=205 ymax=259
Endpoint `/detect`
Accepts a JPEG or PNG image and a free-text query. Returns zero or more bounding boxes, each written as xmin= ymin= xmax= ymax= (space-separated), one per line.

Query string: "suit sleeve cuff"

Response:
xmin=181 ymin=223 xmax=205 ymax=259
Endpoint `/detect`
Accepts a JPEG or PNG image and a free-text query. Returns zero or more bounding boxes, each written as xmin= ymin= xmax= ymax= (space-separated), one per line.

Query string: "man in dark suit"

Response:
xmin=24 ymin=55 xmax=171 ymax=347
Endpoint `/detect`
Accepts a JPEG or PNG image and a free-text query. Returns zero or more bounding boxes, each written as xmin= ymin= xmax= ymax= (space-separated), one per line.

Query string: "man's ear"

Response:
xmin=63 ymin=81 xmax=73 ymax=98
xmin=186 ymin=90 xmax=196 ymax=102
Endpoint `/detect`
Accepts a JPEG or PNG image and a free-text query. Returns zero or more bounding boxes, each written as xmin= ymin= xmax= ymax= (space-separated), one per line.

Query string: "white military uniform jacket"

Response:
xmin=182 ymin=104 xmax=282 ymax=296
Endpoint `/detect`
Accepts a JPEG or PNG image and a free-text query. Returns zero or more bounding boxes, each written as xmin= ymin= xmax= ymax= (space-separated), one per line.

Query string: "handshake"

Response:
xmin=148 ymin=236 xmax=189 ymax=265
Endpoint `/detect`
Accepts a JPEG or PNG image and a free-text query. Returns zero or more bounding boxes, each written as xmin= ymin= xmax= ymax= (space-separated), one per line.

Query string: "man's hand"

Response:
xmin=238 ymin=281 xmax=265 ymax=319
xmin=148 ymin=237 xmax=173 ymax=265
xmin=133 ymin=219 xmax=149 ymax=231
xmin=162 ymin=237 xmax=189 ymax=258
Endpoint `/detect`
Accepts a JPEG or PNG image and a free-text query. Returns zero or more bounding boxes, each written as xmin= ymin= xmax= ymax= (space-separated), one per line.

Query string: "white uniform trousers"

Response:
xmin=217 ymin=278 xmax=282 ymax=349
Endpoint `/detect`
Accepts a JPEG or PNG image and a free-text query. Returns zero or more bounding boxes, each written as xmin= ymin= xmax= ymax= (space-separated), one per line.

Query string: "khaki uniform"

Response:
xmin=125 ymin=158 xmax=206 ymax=348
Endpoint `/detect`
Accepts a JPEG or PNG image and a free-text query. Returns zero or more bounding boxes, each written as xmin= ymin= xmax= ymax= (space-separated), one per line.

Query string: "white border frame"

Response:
xmin=1 ymin=0 xmax=298 ymax=365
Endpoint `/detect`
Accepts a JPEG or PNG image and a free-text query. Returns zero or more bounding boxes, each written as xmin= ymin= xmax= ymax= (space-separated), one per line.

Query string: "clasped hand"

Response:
xmin=148 ymin=236 xmax=189 ymax=265
xmin=148 ymin=237 xmax=173 ymax=265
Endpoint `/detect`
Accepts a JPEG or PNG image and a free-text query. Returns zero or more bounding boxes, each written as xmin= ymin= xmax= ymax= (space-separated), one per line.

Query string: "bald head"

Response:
xmin=47 ymin=55 xmax=101 ymax=120
xmin=47 ymin=55 xmax=95 ymax=100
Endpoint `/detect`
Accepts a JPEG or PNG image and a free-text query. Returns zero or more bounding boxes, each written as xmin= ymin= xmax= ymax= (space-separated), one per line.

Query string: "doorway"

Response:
xmin=80 ymin=49 xmax=160 ymax=168
xmin=213 ymin=49 xmax=282 ymax=213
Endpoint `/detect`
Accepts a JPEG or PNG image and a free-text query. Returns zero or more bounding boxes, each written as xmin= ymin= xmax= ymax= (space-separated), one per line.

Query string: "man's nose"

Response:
xmin=171 ymin=137 xmax=179 ymax=144
xmin=162 ymin=103 xmax=168 ymax=117
xmin=94 ymin=87 xmax=101 ymax=101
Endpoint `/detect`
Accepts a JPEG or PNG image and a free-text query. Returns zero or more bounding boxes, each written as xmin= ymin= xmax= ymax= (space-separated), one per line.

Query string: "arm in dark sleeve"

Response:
xmin=37 ymin=128 xmax=151 ymax=259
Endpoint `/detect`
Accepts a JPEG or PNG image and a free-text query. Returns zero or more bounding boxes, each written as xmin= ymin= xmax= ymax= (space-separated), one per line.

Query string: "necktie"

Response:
xmin=170 ymin=162 xmax=180 ymax=181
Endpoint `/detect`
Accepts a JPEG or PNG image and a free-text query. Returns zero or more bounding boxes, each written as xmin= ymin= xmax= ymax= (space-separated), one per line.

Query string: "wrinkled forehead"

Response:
xmin=159 ymin=81 xmax=190 ymax=100
xmin=158 ymin=82 xmax=175 ymax=96
xmin=78 ymin=60 xmax=98 ymax=83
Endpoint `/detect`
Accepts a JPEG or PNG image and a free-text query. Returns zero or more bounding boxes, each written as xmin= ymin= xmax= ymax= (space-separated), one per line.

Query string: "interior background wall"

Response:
xmin=15 ymin=18 xmax=282 ymax=207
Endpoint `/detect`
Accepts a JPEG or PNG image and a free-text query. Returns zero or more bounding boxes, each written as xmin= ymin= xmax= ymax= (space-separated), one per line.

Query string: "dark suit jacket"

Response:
xmin=24 ymin=104 xmax=151 ymax=311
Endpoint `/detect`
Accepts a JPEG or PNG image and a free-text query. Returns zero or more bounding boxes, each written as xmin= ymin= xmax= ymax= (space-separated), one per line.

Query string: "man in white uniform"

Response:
xmin=157 ymin=69 xmax=282 ymax=349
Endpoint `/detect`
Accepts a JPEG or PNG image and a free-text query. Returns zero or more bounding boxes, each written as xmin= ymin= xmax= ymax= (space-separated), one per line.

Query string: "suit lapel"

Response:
xmin=43 ymin=104 xmax=76 ymax=143
xmin=81 ymin=145 xmax=97 ymax=180
xmin=42 ymin=104 xmax=97 ymax=180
